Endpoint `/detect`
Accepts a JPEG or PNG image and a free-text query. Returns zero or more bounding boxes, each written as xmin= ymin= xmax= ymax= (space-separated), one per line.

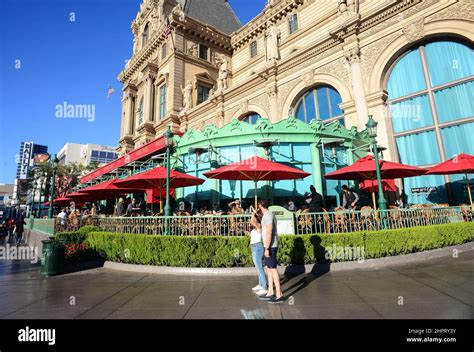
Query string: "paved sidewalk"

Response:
xmin=0 ymin=250 xmax=473 ymax=319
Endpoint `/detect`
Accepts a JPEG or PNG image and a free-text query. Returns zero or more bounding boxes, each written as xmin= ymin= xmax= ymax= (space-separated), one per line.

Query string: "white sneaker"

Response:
xmin=252 ymin=285 xmax=262 ymax=292
xmin=255 ymin=289 xmax=268 ymax=295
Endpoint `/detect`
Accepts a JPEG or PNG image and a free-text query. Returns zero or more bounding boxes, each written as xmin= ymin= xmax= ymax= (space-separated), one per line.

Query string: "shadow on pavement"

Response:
xmin=281 ymin=235 xmax=331 ymax=297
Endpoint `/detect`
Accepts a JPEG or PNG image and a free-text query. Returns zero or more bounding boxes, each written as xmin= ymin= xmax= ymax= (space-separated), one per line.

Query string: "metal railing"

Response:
xmin=295 ymin=206 xmax=473 ymax=235
xmin=96 ymin=214 xmax=252 ymax=236
xmin=53 ymin=206 xmax=473 ymax=236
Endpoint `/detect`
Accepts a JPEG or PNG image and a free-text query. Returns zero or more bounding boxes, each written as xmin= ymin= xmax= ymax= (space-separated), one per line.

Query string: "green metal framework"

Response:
xmin=173 ymin=116 xmax=371 ymax=204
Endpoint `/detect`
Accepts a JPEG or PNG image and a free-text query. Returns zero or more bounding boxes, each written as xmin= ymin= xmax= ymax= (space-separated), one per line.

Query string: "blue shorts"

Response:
xmin=264 ymin=248 xmax=278 ymax=269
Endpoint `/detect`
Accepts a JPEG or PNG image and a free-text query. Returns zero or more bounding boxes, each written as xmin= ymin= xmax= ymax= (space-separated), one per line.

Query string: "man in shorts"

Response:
xmin=258 ymin=199 xmax=284 ymax=304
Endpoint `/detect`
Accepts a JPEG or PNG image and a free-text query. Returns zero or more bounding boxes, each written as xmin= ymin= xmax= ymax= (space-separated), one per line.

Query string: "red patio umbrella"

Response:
xmin=359 ymin=179 xmax=397 ymax=193
xmin=425 ymin=152 xmax=474 ymax=206
xmin=325 ymin=155 xmax=427 ymax=209
xmin=114 ymin=166 xmax=205 ymax=212
xmin=43 ymin=196 xmax=74 ymax=207
xmin=203 ymin=156 xmax=311 ymax=208
xmin=79 ymin=179 xmax=144 ymax=199
xmin=65 ymin=192 xmax=94 ymax=201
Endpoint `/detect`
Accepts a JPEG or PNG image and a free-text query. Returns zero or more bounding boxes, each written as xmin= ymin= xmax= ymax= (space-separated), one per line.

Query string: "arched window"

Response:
xmin=294 ymin=85 xmax=344 ymax=124
xmin=142 ymin=23 xmax=149 ymax=48
xmin=387 ymin=39 xmax=474 ymax=204
xmin=240 ymin=112 xmax=261 ymax=124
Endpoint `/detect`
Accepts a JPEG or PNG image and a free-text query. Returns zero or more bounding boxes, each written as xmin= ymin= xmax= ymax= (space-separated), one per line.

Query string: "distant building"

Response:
xmin=57 ymin=143 xmax=119 ymax=167
xmin=13 ymin=142 xmax=49 ymax=204
xmin=0 ymin=184 xmax=14 ymax=207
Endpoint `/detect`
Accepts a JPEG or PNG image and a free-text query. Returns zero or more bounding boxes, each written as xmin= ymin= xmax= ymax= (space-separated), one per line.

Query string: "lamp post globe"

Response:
xmin=365 ymin=115 xmax=387 ymax=211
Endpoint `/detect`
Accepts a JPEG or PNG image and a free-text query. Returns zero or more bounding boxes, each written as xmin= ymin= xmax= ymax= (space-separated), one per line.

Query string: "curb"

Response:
xmin=103 ymin=242 xmax=473 ymax=276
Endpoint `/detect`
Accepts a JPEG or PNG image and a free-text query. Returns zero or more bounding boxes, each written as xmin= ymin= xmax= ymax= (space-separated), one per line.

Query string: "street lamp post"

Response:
xmin=164 ymin=127 xmax=174 ymax=234
xmin=365 ymin=115 xmax=387 ymax=211
xmin=30 ymin=180 xmax=37 ymax=218
xmin=48 ymin=155 xmax=60 ymax=218
xmin=38 ymin=172 xmax=46 ymax=218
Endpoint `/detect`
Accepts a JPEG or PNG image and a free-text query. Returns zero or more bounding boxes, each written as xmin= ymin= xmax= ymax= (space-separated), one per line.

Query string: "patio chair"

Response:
xmin=334 ymin=206 xmax=348 ymax=233
xmin=297 ymin=209 xmax=313 ymax=234
xmin=359 ymin=206 xmax=374 ymax=231
xmin=388 ymin=205 xmax=403 ymax=228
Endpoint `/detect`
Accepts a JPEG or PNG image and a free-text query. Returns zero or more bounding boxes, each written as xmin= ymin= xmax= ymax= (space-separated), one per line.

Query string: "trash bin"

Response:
xmin=40 ymin=240 xmax=65 ymax=277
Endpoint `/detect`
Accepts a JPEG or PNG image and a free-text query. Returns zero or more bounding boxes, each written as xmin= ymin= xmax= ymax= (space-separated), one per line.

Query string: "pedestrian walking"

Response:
xmin=258 ymin=199 xmax=284 ymax=304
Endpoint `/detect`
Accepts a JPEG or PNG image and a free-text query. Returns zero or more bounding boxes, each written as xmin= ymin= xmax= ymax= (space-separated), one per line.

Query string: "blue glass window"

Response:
xmin=434 ymin=81 xmax=474 ymax=123
xmin=389 ymin=95 xmax=433 ymax=133
xmin=403 ymin=174 xmax=447 ymax=205
xmin=387 ymin=40 xmax=473 ymax=205
xmin=329 ymin=86 xmax=343 ymax=116
xmin=159 ymin=84 xmax=167 ymax=119
xmin=441 ymin=122 xmax=474 ymax=159
xmin=197 ymin=85 xmax=211 ymax=104
xmin=387 ymin=49 xmax=426 ymax=99
xmin=241 ymin=113 xmax=261 ymax=124
xmin=317 ymin=88 xmax=330 ymax=120
xmin=294 ymin=85 xmax=344 ymax=124
xmin=288 ymin=14 xmax=298 ymax=34
xmin=396 ymin=131 xmax=440 ymax=166
xmin=425 ymin=41 xmax=474 ymax=87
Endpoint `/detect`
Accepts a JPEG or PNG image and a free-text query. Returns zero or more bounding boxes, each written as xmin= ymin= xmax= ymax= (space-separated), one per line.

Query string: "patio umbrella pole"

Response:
xmin=371 ymin=179 xmax=377 ymax=210
xmin=466 ymin=173 xmax=473 ymax=207
xmin=160 ymin=187 xmax=163 ymax=214
xmin=254 ymin=181 xmax=258 ymax=209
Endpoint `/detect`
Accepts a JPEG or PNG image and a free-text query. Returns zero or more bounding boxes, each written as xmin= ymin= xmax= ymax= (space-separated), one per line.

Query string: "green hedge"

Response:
xmin=56 ymin=222 xmax=474 ymax=268
xmin=56 ymin=225 xmax=100 ymax=244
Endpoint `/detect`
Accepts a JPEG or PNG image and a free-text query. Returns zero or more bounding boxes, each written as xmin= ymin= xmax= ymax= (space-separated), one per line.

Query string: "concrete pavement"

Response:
xmin=0 ymin=249 xmax=473 ymax=319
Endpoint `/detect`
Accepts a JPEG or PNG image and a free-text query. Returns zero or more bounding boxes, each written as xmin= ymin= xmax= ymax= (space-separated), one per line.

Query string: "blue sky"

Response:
xmin=0 ymin=0 xmax=266 ymax=184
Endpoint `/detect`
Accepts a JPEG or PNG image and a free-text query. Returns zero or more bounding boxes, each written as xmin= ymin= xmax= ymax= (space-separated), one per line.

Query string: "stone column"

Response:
xmin=141 ymin=63 xmax=158 ymax=124
xmin=120 ymin=97 xmax=127 ymax=137
xmin=118 ymin=84 xmax=137 ymax=154
xmin=143 ymin=74 xmax=155 ymax=124
xmin=126 ymin=91 xmax=136 ymax=135
xmin=121 ymin=84 xmax=137 ymax=136
xmin=344 ymin=42 xmax=369 ymax=131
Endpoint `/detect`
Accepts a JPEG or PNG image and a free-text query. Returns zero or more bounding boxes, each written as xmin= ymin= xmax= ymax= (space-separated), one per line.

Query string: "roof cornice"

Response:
xmin=231 ymin=0 xmax=304 ymax=50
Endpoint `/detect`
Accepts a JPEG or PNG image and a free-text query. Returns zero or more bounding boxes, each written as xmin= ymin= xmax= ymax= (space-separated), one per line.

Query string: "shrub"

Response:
xmin=74 ymin=222 xmax=474 ymax=268
xmin=56 ymin=225 xmax=101 ymax=244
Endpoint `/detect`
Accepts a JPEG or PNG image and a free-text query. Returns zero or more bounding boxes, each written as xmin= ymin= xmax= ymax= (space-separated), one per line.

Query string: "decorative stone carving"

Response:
xmin=343 ymin=44 xmax=361 ymax=64
xmin=172 ymin=3 xmax=186 ymax=21
xmin=402 ymin=17 xmax=425 ymax=43
xmin=278 ymin=79 xmax=300 ymax=113
xmin=266 ymin=84 xmax=278 ymax=97
xmin=360 ymin=32 xmax=400 ymax=91
xmin=216 ymin=54 xmax=229 ymax=91
xmin=181 ymin=80 xmax=193 ymax=111
xmin=301 ymin=69 xmax=315 ymax=87
xmin=188 ymin=43 xmax=198 ymax=57
xmin=426 ymin=1 xmax=474 ymax=22
xmin=265 ymin=24 xmax=281 ymax=62
xmin=338 ymin=0 xmax=356 ymax=17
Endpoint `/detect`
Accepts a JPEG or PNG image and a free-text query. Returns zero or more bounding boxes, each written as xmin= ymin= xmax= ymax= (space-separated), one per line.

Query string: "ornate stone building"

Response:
xmin=114 ymin=0 xmax=473 ymax=206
